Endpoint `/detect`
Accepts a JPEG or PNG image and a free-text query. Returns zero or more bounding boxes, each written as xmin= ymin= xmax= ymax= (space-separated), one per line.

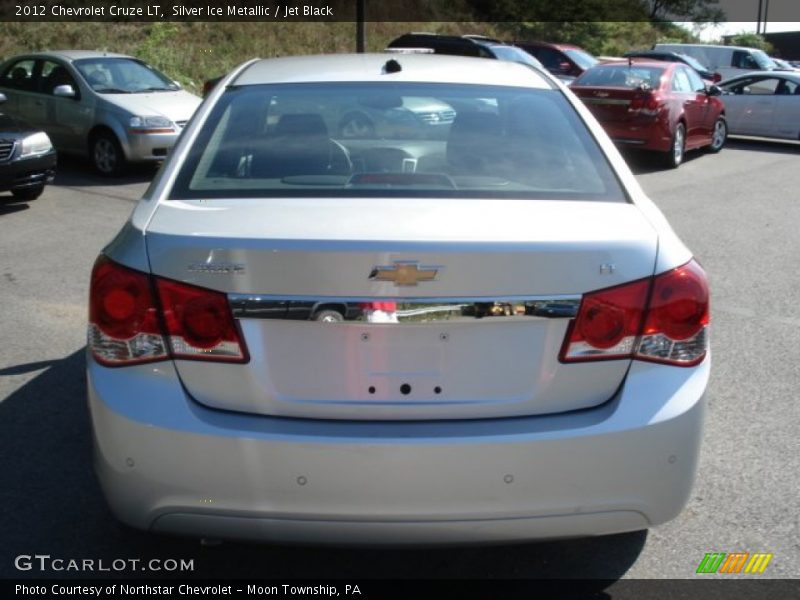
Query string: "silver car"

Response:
xmin=87 ymin=54 xmax=709 ymax=545
xmin=719 ymin=71 xmax=800 ymax=140
xmin=0 ymin=51 xmax=201 ymax=175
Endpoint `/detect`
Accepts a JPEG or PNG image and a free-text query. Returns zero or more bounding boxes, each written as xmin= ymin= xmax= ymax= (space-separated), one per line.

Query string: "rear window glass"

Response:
xmin=575 ymin=65 xmax=664 ymax=90
xmin=170 ymin=82 xmax=625 ymax=202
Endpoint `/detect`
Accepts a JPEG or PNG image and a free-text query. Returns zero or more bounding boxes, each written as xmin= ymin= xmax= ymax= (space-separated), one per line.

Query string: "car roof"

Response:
xmin=593 ymin=60 xmax=673 ymax=70
xmin=6 ymin=50 xmax=132 ymax=62
xmin=234 ymin=53 xmax=551 ymax=89
xmin=720 ymin=70 xmax=800 ymax=83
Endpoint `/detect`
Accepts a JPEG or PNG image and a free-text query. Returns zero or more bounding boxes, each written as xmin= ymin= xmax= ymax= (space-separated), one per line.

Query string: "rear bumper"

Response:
xmin=603 ymin=121 xmax=673 ymax=153
xmin=88 ymin=356 xmax=708 ymax=545
xmin=0 ymin=150 xmax=56 ymax=191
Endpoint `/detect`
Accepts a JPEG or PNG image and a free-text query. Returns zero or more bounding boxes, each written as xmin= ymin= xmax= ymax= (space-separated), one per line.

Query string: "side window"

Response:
xmin=777 ymin=78 xmax=800 ymax=95
xmin=0 ymin=59 xmax=36 ymax=91
xmin=685 ymin=68 xmax=706 ymax=93
xmin=733 ymin=51 xmax=759 ymax=70
xmin=671 ymin=68 xmax=693 ymax=93
xmin=747 ymin=78 xmax=780 ymax=95
xmin=40 ymin=60 xmax=78 ymax=96
xmin=536 ymin=48 xmax=563 ymax=71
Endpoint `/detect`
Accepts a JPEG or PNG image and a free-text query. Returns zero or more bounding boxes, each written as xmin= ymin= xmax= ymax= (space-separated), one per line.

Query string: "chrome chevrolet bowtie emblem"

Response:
xmin=369 ymin=261 xmax=439 ymax=286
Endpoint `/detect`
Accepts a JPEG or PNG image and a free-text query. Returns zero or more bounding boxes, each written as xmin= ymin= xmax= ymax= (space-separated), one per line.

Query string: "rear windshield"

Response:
xmin=170 ymin=82 xmax=625 ymax=202
xmin=575 ymin=65 xmax=665 ymax=90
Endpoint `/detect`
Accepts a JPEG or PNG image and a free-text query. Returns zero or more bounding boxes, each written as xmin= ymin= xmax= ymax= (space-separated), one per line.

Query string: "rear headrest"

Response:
xmin=275 ymin=113 xmax=328 ymax=137
xmin=446 ymin=111 xmax=502 ymax=172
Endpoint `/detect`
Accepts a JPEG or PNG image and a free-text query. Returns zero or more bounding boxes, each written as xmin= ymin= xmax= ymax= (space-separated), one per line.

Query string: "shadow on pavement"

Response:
xmin=0 ymin=349 xmax=646 ymax=584
xmin=0 ymin=198 xmax=30 ymax=215
xmin=54 ymin=155 xmax=159 ymax=188
xmin=725 ymin=136 xmax=800 ymax=155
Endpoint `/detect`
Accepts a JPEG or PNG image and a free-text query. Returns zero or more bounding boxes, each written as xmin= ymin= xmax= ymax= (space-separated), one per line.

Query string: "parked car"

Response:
xmin=386 ymin=33 xmax=545 ymax=70
xmin=0 ymin=51 xmax=202 ymax=176
xmin=623 ymin=50 xmax=721 ymax=83
xmin=513 ymin=41 xmax=599 ymax=82
xmin=0 ymin=92 xmax=56 ymax=201
xmin=87 ymin=53 xmax=710 ymax=546
xmin=572 ymin=60 xmax=727 ymax=167
xmin=770 ymin=57 xmax=798 ymax=72
xmin=718 ymin=71 xmax=800 ymax=140
xmin=653 ymin=43 xmax=778 ymax=80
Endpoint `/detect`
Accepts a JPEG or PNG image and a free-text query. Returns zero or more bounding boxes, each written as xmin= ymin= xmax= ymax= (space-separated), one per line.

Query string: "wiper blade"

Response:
xmin=96 ymin=87 xmax=131 ymax=94
xmin=136 ymin=86 xmax=176 ymax=93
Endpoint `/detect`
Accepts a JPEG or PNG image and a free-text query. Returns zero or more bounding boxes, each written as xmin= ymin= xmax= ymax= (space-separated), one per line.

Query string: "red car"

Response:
xmin=571 ymin=60 xmax=727 ymax=168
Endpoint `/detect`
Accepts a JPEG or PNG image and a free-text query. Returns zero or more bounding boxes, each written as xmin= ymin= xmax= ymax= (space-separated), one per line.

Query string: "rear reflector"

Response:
xmin=89 ymin=256 xmax=247 ymax=367
xmin=561 ymin=260 xmax=709 ymax=367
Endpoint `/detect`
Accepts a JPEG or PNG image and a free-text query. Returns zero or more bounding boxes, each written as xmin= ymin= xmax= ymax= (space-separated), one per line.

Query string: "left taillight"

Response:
xmin=88 ymin=256 xmax=248 ymax=367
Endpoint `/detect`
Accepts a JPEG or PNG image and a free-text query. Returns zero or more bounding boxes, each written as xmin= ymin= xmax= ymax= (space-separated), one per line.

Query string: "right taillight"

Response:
xmin=560 ymin=259 xmax=709 ymax=367
xmin=635 ymin=260 xmax=709 ymax=366
xmin=89 ymin=256 xmax=248 ymax=367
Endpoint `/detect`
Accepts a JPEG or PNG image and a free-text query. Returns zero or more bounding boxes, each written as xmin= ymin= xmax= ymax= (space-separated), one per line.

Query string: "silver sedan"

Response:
xmin=718 ymin=71 xmax=800 ymax=139
xmin=86 ymin=53 xmax=709 ymax=545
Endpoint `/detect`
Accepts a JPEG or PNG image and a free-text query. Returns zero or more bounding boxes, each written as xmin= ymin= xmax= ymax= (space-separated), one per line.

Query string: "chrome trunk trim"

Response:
xmin=229 ymin=294 xmax=581 ymax=323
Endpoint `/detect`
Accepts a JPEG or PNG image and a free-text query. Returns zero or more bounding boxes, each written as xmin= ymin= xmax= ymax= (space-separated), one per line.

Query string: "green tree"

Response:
xmin=727 ymin=33 xmax=773 ymax=53
xmin=645 ymin=0 xmax=724 ymax=22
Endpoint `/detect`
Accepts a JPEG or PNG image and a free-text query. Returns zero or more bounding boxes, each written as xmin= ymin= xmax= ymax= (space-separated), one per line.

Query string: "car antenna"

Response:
xmin=384 ymin=59 xmax=402 ymax=74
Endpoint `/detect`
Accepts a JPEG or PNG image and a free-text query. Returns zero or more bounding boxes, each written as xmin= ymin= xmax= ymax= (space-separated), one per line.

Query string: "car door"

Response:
xmin=0 ymin=58 xmax=43 ymax=123
xmin=770 ymin=77 xmax=800 ymax=139
xmin=671 ymin=66 xmax=706 ymax=146
xmin=685 ymin=67 xmax=716 ymax=140
xmin=734 ymin=76 xmax=779 ymax=137
xmin=38 ymin=59 xmax=94 ymax=153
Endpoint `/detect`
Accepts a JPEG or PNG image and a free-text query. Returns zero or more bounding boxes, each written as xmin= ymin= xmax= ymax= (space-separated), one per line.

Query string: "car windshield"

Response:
xmin=74 ymin=57 xmax=178 ymax=93
xmin=751 ymin=49 xmax=777 ymax=70
xmin=490 ymin=46 xmax=543 ymax=69
xmin=676 ymin=53 xmax=708 ymax=74
xmin=574 ymin=65 xmax=664 ymax=90
xmin=170 ymin=82 xmax=624 ymax=202
xmin=564 ymin=49 xmax=599 ymax=70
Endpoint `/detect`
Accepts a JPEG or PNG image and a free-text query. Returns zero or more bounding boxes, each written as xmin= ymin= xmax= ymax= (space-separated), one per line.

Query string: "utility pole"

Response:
xmin=356 ymin=0 xmax=366 ymax=53
xmin=757 ymin=0 xmax=763 ymax=34
xmin=763 ymin=0 xmax=769 ymax=35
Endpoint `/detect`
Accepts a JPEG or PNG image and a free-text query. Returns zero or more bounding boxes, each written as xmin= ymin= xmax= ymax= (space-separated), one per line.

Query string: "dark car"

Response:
xmin=572 ymin=61 xmax=727 ymax=168
xmin=0 ymin=92 xmax=56 ymax=200
xmin=386 ymin=33 xmax=545 ymax=70
xmin=513 ymin=41 xmax=599 ymax=82
xmin=623 ymin=50 xmax=721 ymax=83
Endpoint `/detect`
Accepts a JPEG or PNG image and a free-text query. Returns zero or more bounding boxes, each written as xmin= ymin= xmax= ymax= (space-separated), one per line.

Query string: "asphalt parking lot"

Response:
xmin=1 ymin=140 xmax=798 ymax=581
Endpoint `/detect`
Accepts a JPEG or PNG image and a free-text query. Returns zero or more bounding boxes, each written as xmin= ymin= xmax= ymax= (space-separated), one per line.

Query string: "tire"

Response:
xmin=90 ymin=131 xmax=126 ymax=176
xmin=663 ymin=122 xmax=686 ymax=169
xmin=11 ymin=185 xmax=44 ymax=201
xmin=706 ymin=116 xmax=727 ymax=153
xmin=313 ymin=309 xmax=345 ymax=323
xmin=338 ymin=113 xmax=375 ymax=139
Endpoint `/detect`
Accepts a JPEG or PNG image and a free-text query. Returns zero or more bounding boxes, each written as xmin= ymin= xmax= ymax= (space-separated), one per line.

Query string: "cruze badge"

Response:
xmin=369 ymin=261 xmax=439 ymax=286
xmin=188 ymin=262 xmax=245 ymax=275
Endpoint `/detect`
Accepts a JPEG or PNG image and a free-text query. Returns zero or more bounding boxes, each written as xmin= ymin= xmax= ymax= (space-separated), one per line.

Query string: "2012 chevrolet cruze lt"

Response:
xmin=87 ymin=54 xmax=709 ymax=545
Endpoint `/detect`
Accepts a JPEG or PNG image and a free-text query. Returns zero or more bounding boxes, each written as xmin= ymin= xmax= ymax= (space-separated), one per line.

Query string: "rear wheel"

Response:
xmin=313 ymin=309 xmax=345 ymax=323
xmin=706 ymin=117 xmax=727 ymax=153
xmin=663 ymin=123 xmax=686 ymax=169
xmin=11 ymin=185 xmax=44 ymax=201
xmin=91 ymin=131 xmax=126 ymax=176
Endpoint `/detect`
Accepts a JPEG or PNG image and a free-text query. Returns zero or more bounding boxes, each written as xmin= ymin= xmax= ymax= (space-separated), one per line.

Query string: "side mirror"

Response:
xmin=706 ymin=84 xmax=722 ymax=97
xmin=712 ymin=72 xmax=722 ymax=83
xmin=0 ymin=92 xmax=6 ymax=104
xmin=53 ymin=84 xmax=77 ymax=98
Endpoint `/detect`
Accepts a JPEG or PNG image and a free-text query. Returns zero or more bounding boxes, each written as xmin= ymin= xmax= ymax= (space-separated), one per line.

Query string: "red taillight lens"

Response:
xmin=635 ymin=260 xmax=709 ymax=366
xmin=561 ymin=259 xmax=709 ymax=367
xmin=88 ymin=256 xmax=248 ymax=366
xmin=156 ymin=278 xmax=248 ymax=362
xmin=560 ymin=277 xmax=650 ymax=362
xmin=629 ymin=93 xmax=662 ymax=116
xmin=89 ymin=257 xmax=167 ymax=366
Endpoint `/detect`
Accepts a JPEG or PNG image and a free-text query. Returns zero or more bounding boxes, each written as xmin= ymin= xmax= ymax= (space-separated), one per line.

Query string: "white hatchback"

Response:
xmin=86 ymin=54 xmax=709 ymax=545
